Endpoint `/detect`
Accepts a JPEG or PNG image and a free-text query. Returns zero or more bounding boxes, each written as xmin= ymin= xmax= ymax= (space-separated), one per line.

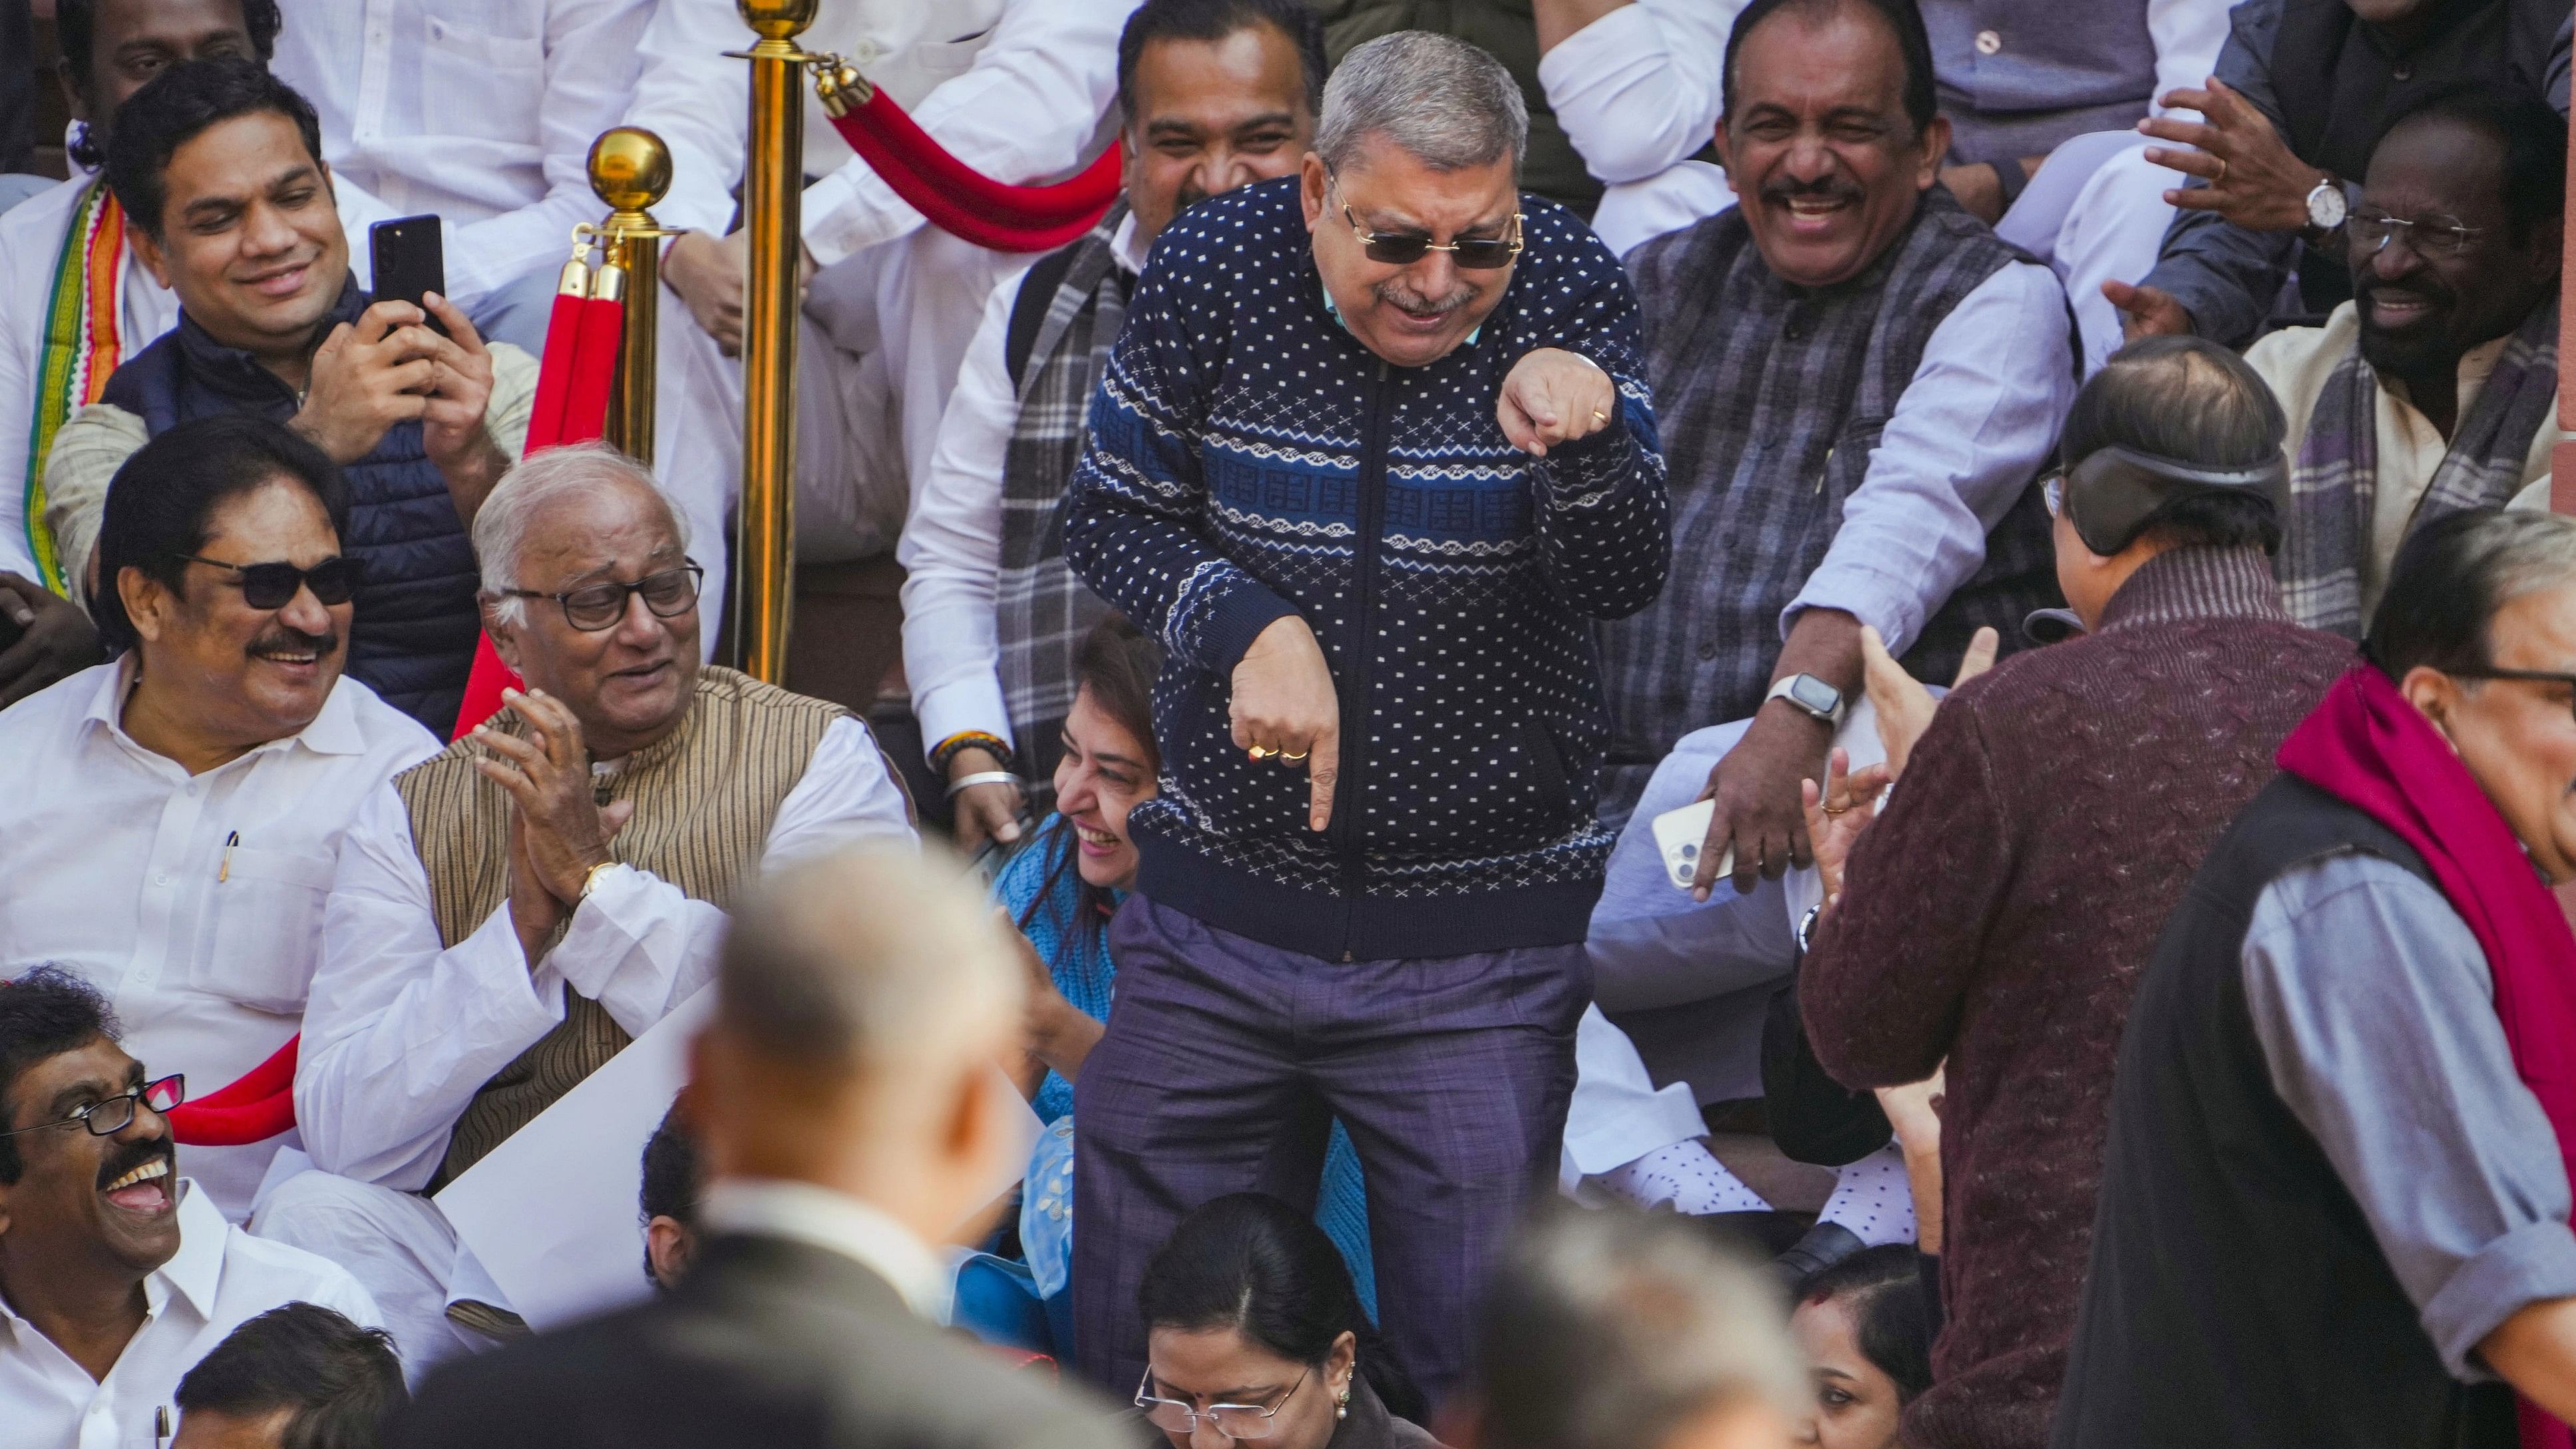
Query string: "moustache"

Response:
xmin=1759 ymin=173 xmax=1865 ymax=207
xmin=247 ymin=624 xmax=339 ymax=662
xmin=1372 ymin=276 xmax=1477 ymax=317
xmin=96 ymin=1135 xmax=172 ymax=1191
xmin=2357 ymin=274 xmax=2454 ymax=320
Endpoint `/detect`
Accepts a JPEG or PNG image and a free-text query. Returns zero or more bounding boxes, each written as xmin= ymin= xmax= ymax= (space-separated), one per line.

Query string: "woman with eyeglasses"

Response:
xmin=1135 ymin=1194 xmax=1439 ymax=1449
xmin=948 ymin=616 xmax=1373 ymax=1356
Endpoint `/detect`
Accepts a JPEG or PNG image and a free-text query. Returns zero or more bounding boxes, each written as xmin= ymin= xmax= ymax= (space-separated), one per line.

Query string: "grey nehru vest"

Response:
xmin=1921 ymin=0 xmax=2159 ymax=163
xmin=1600 ymin=186 xmax=2062 ymax=804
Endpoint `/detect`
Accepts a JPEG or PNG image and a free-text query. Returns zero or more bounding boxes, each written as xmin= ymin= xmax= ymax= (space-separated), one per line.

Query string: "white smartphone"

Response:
xmin=1650 ymin=798 xmax=1732 ymax=892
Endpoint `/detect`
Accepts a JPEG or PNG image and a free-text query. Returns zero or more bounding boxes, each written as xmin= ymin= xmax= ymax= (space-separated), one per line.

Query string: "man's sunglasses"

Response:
xmin=172 ymin=554 xmax=361 ymax=609
xmin=1328 ymin=168 xmax=1523 ymax=270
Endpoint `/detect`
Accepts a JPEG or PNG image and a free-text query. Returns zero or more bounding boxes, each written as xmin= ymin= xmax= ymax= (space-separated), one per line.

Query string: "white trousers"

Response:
xmin=653 ymin=225 xmax=1024 ymax=572
xmin=1994 ymin=132 xmax=2182 ymax=377
xmin=251 ymin=1169 xmax=496 ymax=1383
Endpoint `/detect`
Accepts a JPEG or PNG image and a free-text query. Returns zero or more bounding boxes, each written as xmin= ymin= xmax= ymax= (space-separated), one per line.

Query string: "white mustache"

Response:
xmin=1374 ymin=279 xmax=1475 ymax=315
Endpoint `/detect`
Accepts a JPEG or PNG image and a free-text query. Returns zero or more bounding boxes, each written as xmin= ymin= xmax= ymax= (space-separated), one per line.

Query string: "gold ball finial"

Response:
xmin=737 ymin=0 xmax=817 ymax=41
xmin=588 ymin=128 xmax=673 ymax=214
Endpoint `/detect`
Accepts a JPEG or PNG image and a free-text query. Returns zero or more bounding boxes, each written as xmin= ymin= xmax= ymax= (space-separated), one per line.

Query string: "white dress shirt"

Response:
xmin=0 ymin=1180 xmax=379 ymax=1449
xmin=268 ymin=0 xmax=655 ymax=299
xmin=698 ymin=1178 xmax=947 ymax=1319
xmin=0 ymin=664 xmax=439 ymax=1221
xmin=1537 ymin=0 xmax=1743 ymax=255
xmin=1782 ymin=260 xmax=2078 ymax=656
xmin=896 ymin=214 xmax=1149 ymax=757
xmin=0 ymin=173 xmax=391 ymax=582
xmin=630 ymin=0 xmax=1135 ymax=269
xmin=299 ymin=715 xmax=916 ymax=1190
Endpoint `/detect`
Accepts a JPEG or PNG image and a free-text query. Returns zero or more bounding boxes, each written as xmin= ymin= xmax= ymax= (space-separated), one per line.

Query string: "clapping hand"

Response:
xmin=1863 ymin=624 xmax=1997 ymax=781
xmin=1801 ymin=746 xmax=1891 ymax=914
xmin=471 ymin=688 xmax=633 ymax=961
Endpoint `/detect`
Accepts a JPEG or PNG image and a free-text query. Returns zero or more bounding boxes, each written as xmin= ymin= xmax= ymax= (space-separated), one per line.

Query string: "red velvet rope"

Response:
xmin=167 ymin=1036 xmax=297 ymax=1145
xmin=828 ymin=87 xmax=1119 ymax=253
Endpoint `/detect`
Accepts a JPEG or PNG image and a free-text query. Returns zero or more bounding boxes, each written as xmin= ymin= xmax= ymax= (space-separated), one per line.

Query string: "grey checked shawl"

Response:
xmin=996 ymin=206 xmax=1126 ymax=788
xmin=2277 ymin=301 xmax=2559 ymax=638
xmin=1600 ymin=187 xmax=2063 ymax=809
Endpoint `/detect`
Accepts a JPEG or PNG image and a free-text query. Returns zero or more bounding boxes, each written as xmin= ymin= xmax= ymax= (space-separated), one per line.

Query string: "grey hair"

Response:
xmin=717 ymin=843 xmax=1024 ymax=1084
xmin=471 ymin=443 xmax=687 ymax=628
xmin=1314 ymin=31 xmax=1527 ymax=178
xmin=2369 ymin=508 xmax=2576 ymax=680
xmin=1469 ymin=1204 xmax=1807 ymax=1449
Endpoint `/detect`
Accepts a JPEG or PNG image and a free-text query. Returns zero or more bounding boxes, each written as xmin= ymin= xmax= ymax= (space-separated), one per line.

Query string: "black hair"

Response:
xmin=0 ymin=967 xmax=120 ymax=1185
xmin=1139 ymin=1193 xmax=1424 ymax=1425
xmin=89 ymin=413 xmax=349 ymax=655
xmin=1117 ymin=0 xmax=1328 ymax=126
xmin=104 ymin=56 xmax=323 ymax=242
xmin=2366 ymin=509 xmax=2576 ymax=680
xmin=1797 ymin=1244 xmax=1933 ymax=1405
xmin=175 ymin=1303 xmax=407 ymax=1449
xmin=638 ymin=1098 xmax=701 ymax=1286
xmin=2376 ymin=86 xmax=2567 ymax=245
xmin=1014 ymin=614 xmax=1165 ymax=953
xmin=1723 ymin=0 xmax=1936 ymax=136
xmin=2058 ymin=335 xmax=2288 ymax=554
xmin=58 ymin=0 xmax=283 ymax=170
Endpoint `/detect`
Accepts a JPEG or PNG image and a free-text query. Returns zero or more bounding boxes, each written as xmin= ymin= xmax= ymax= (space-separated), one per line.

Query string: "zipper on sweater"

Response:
xmin=1332 ymin=358 xmax=1395 ymax=962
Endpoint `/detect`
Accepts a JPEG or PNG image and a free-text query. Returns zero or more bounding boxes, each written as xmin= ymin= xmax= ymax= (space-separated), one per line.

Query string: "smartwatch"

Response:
xmin=1765 ymin=673 xmax=1845 ymax=726
xmin=2302 ymin=174 xmax=2348 ymax=242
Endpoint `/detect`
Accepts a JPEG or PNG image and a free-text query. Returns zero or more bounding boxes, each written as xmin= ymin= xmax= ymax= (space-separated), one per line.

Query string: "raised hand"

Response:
xmin=2139 ymin=78 xmax=2324 ymax=234
xmin=470 ymin=688 xmax=634 ymax=907
xmin=1865 ymin=624 xmax=1996 ymax=781
xmin=1499 ymin=347 xmax=1618 ymax=458
xmin=2100 ymin=279 xmax=2194 ymax=342
xmin=1230 ymin=614 xmax=1341 ymax=833
xmin=1801 ymin=746 xmax=1892 ymax=911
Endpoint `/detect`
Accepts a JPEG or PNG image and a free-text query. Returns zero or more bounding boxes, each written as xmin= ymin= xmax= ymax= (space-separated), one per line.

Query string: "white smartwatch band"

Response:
xmin=1765 ymin=674 xmax=1846 ymax=726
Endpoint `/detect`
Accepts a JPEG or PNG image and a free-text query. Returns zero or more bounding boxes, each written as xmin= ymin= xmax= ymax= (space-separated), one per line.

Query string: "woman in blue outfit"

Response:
xmin=956 ymin=616 xmax=1374 ymax=1352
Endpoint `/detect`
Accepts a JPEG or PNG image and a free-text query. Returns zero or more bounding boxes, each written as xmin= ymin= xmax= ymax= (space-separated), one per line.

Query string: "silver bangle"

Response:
xmin=946 ymin=770 xmax=1021 ymax=799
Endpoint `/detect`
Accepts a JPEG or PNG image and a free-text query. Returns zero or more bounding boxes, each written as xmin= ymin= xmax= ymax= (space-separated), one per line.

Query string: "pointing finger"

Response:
xmin=1306 ymin=723 xmax=1340 ymax=833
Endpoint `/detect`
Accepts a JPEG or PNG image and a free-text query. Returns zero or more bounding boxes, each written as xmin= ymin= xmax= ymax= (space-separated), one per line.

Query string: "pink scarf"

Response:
xmin=2278 ymin=664 xmax=2576 ymax=1449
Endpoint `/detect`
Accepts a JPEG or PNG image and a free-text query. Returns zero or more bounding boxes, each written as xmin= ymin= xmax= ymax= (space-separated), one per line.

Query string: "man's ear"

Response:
xmin=480 ymin=597 xmax=523 ymax=673
xmin=56 ymin=59 xmax=90 ymax=128
xmin=1299 ymin=150 xmax=1328 ymax=234
xmin=2400 ymin=664 xmax=2464 ymax=745
xmin=126 ymin=220 xmax=174 ymax=290
xmin=1711 ymin=114 xmax=1734 ymax=178
xmin=1917 ymin=114 xmax=1953 ymax=190
xmin=119 ymin=566 xmax=174 ymax=646
xmin=2531 ymin=216 xmax=2564 ymax=286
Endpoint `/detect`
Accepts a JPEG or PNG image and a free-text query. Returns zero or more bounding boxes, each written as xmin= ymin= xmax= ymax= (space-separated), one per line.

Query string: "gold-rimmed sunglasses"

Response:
xmin=1327 ymin=168 xmax=1523 ymax=270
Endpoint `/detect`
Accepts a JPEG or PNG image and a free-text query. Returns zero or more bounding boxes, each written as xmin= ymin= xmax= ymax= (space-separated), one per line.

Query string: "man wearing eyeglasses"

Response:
xmin=2242 ymin=91 xmax=2564 ymax=641
xmin=260 ymin=445 xmax=916 ymax=1376
xmin=1059 ymin=31 xmax=1669 ymax=1402
xmin=37 ymin=58 xmax=541 ymax=739
xmin=0 ymin=967 xmax=380 ymax=1449
xmin=0 ymin=413 xmax=441 ymax=1226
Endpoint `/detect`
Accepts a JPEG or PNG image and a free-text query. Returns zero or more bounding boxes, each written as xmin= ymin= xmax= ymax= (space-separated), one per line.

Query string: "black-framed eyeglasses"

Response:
xmin=2449 ymin=666 xmax=2576 ymax=722
xmin=2352 ymin=213 xmax=2488 ymax=260
xmin=0 ymin=1074 xmax=184 ymax=1139
xmin=501 ymin=562 xmax=703 ymax=632
xmin=2042 ymin=473 xmax=2066 ymax=518
xmin=172 ymin=554 xmax=361 ymax=609
xmin=1135 ymin=1368 xmax=1306 ymax=1440
xmin=1327 ymin=168 xmax=1523 ymax=270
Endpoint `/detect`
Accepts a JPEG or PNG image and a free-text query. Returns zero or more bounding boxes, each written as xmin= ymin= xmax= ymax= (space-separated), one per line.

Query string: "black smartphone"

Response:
xmin=367 ymin=214 xmax=449 ymax=336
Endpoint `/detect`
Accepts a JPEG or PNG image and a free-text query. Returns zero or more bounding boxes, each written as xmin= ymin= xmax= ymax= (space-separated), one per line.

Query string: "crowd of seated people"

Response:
xmin=3 ymin=0 xmax=2576 ymax=1444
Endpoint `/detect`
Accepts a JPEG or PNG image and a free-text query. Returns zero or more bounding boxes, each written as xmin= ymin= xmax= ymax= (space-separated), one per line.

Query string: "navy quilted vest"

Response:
xmin=100 ymin=280 xmax=479 ymax=735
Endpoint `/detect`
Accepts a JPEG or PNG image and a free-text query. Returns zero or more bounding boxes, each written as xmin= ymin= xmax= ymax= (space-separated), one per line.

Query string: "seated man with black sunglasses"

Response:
xmin=0 ymin=413 xmax=441 ymax=1224
xmin=0 ymin=967 xmax=382 ymax=1449
xmin=258 ymin=444 xmax=916 ymax=1376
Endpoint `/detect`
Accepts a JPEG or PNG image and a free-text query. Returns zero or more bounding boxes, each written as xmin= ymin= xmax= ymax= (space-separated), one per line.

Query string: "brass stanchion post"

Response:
xmin=587 ymin=128 xmax=673 ymax=464
xmin=731 ymin=0 xmax=815 ymax=684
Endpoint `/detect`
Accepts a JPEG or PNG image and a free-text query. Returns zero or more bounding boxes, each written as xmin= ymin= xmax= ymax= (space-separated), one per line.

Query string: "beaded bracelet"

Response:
xmin=930 ymin=730 xmax=1013 ymax=778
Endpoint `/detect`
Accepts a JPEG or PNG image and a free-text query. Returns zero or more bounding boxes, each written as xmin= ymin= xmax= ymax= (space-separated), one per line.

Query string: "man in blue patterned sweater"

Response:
xmin=1059 ymin=29 xmax=1670 ymax=1402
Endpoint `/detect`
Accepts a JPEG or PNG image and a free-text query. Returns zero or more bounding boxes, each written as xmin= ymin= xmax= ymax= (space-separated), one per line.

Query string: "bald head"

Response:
xmin=697 ymin=844 xmax=1027 ymax=1239
xmin=717 ymin=844 xmax=1022 ymax=1082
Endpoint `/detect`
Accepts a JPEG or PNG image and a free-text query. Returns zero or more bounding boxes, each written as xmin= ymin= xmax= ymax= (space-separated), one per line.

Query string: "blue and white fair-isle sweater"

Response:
xmin=1062 ymin=176 xmax=1670 ymax=962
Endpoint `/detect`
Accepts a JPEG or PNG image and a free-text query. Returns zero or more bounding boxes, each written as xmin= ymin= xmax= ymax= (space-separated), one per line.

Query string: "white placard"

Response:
xmin=436 ymin=987 xmax=1041 ymax=1332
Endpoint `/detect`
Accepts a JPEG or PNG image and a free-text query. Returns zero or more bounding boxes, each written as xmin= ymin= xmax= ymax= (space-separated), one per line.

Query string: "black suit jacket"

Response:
xmin=389 ymin=1233 xmax=1134 ymax=1449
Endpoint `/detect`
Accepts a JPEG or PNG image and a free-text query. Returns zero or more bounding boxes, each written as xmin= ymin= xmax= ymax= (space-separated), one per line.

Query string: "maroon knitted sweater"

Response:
xmin=1801 ymin=546 xmax=2352 ymax=1449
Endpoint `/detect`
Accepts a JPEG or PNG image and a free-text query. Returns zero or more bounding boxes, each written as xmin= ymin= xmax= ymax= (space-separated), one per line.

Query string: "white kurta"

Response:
xmin=0 ymin=663 xmax=440 ymax=1220
xmin=268 ymin=0 xmax=656 ymax=300
xmin=296 ymin=714 xmax=916 ymax=1189
xmin=0 ymin=1181 xmax=379 ymax=1449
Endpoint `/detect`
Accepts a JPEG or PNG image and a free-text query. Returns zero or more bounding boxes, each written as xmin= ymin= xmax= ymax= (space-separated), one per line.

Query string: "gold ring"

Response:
xmin=1248 ymin=745 xmax=1276 ymax=761
xmin=1822 ymin=802 xmax=1853 ymax=816
xmin=2213 ymin=156 xmax=2229 ymax=185
xmin=1280 ymin=750 xmax=1310 ymax=763
xmin=1591 ymin=408 xmax=1608 ymax=423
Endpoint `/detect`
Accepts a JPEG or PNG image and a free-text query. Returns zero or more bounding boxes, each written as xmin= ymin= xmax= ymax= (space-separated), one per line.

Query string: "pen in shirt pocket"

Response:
xmin=220 ymin=831 xmax=239 ymax=883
